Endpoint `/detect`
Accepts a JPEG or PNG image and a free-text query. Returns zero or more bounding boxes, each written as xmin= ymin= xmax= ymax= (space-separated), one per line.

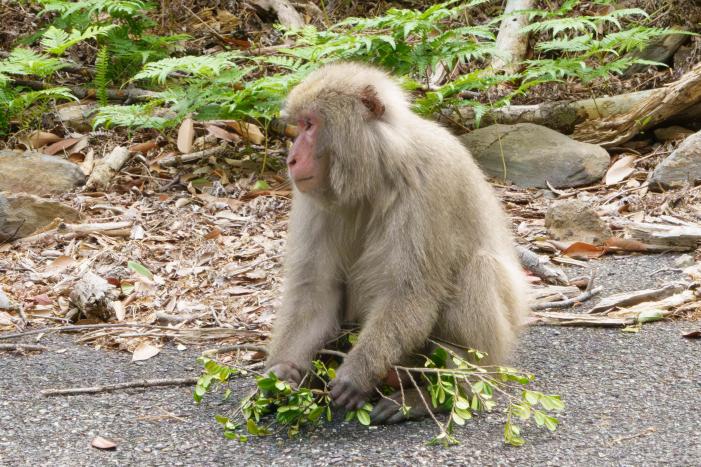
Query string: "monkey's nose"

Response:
xmin=287 ymin=155 xmax=297 ymax=166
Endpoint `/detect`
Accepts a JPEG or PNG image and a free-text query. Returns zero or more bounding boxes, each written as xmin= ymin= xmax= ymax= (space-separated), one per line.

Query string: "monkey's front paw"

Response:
xmin=266 ymin=361 xmax=303 ymax=386
xmin=329 ymin=374 xmax=368 ymax=411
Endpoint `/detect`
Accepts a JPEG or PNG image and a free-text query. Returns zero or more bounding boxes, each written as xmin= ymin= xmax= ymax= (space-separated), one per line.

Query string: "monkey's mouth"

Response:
xmin=294 ymin=176 xmax=314 ymax=183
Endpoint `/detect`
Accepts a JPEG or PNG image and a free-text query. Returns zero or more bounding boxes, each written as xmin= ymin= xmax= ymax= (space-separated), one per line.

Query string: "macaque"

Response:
xmin=265 ymin=62 xmax=528 ymax=424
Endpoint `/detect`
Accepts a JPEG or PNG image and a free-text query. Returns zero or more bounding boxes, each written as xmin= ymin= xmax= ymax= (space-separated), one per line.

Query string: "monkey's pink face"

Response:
xmin=287 ymin=112 xmax=327 ymax=193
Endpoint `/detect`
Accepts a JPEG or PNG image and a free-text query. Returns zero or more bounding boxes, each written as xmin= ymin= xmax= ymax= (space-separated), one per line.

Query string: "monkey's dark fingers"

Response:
xmin=329 ymin=380 xmax=366 ymax=411
xmin=370 ymin=399 xmax=403 ymax=425
xmin=266 ymin=362 xmax=303 ymax=386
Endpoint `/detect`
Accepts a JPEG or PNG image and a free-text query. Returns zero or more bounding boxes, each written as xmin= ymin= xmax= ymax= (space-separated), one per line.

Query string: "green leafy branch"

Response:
xmin=195 ymin=344 xmax=564 ymax=447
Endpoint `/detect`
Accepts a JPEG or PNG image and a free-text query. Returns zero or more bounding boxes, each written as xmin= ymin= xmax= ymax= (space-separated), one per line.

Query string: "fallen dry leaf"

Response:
xmin=605 ymin=155 xmax=636 ymax=185
xmin=227 ymin=120 xmax=265 ymax=145
xmin=132 ymin=342 xmax=161 ymax=362
xmin=44 ymin=255 xmax=76 ymax=274
xmin=604 ymin=237 xmax=648 ymax=252
xmin=206 ymin=124 xmax=241 ymax=143
xmin=562 ymin=242 xmax=606 ymax=259
xmin=129 ymin=140 xmax=158 ymax=155
xmin=43 ymin=138 xmax=80 ymax=155
xmin=27 ymin=130 xmax=61 ymax=149
xmin=91 ymin=436 xmax=117 ymax=450
xmin=177 ymin=117 xmax=195 ymax=153
xmin=682 ymin=330 xmax=701 ymax=339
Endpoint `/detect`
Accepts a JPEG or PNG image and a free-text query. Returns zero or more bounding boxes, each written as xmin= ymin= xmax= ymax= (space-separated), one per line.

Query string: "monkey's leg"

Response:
xmin=266 ymin=279 xmax=343 ymax=384
xmin=330 ymin=293 xmax=439 ymax=410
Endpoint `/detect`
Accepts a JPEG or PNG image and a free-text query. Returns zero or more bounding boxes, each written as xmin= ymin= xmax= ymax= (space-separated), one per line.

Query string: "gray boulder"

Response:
xmin=0 ymin=150 xmax=86 ymax=195
xmin=545 ymin=199 xmax=612 ymax=245
xmin=459 ymin=123 xmax=610 ymax=188
xmin=649 ymin=130 xmax=701 ymax=192
xmin=0 ymin=193 xmax=81 ymax=241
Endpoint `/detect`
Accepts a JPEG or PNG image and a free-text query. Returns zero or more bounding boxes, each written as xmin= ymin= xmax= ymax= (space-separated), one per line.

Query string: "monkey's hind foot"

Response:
xmin=370 ymin=388 xmax=441 ymax=425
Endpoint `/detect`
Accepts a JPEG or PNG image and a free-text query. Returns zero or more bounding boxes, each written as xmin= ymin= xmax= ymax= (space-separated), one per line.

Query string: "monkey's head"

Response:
xmin=282 ymin=62 xmax=411 ymax=203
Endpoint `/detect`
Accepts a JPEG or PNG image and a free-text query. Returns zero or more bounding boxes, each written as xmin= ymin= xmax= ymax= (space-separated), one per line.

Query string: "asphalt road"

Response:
xmin=1 ymin=254 xmax=700 ymax=466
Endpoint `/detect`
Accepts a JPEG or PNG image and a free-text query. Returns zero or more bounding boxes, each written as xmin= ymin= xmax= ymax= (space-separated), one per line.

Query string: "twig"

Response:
xmin=532 ymin=286 xmax=603 ymax=310
xmin=0 ymin=323 xmax=259 ymax=340
xmin=157 ymin=145 xmax=229 ymax=167
xmin=41 ymin=377 xmax=198 ymax=397
xmin=0 ymin=343 xmax=48 ymax=352
xmin=202 ymin=344 xmax=267 ymax=356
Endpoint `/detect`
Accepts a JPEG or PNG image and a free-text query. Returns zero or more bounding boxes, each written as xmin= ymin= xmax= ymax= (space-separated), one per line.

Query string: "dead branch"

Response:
xmin=532 ymin=286 xmax=603 ymax=310
xmin=589 ymin=284 xmax=686 ymax=314
xmin=202 ymin=344 xmax=267 ymax=356
xmin=84 ymin=146 xmax=131 ymax=191
xmin=0 ymin=343 xmax=48 ymax=352
xmin=0 ymin=323 xmax=261 ymax=340
xmin=491 ymin=0 xmax=535 ymax=73
xmin=41 ymin=377 xmax=198 ymax=397
xmin=517 ymin=246 xmax=569 ymax=285
xmin=573 ymin=62 xmax=701 ymax=147
xmin=13 ymin=221 xmax=134 ymax=245
xmin=440 ymin=89 xmax=658 ymax=133
xmin=11 ymin=79 xmax=157 ymax=102
xmin=531 ymin=311 xmax=634 ymax=327
xmin=157 ymin=145 xmax=229 ymax=167
xmin=249 ymin=0 xmax=304 ymax=29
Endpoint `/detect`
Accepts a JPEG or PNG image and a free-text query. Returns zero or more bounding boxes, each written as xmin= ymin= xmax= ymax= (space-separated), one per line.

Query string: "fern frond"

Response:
xmin=93 ymin=103 xmax=170 ymax=129
xmin=94 ymin=47 xmax=110 ymax=106
xmin=41 ymin=25 xmax=116 ymax=55
xmin=0 ymin=48 xmax=68 ymax=78
xmin=133 ymin=52 xmax=243 ymax=84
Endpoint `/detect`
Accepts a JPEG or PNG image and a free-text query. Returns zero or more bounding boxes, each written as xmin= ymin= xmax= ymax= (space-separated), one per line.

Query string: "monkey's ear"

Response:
xmin=360 ymin=85 xmax=385 ymax=119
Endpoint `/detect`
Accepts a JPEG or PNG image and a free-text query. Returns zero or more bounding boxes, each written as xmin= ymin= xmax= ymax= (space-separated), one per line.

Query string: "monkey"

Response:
xmin=265 ymin=62 xmax=529 ymax=424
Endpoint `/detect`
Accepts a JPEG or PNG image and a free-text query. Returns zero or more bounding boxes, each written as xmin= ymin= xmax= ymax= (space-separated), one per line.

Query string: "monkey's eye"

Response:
xmin=304 ymin=118 xmax=313 ymax=131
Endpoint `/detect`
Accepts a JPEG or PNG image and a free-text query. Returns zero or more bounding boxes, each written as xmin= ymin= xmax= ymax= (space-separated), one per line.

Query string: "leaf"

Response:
xmin=206 ymin=124 xmax=241 ymax=143
xmin=604 ymin=237 xmax=648 ymax=252
xmin=356 ymin=409 xmax=371 ymax=426
xmin=561 ymin=242 xmax=605 ymax=259
xmin=43 ymin=137 xmax=80 ymax=155
xmin=129 ymin=140 xmax=158 ymax=155
xmin=91 ymin=436 xmax=117 ymax=450
xmin=226 ymin=121 xmax=265 ymax=145
xmin=682 ymin=330 xmax=701 ymax=339
xmin=127 ymin=261 xmax=153 ymax=280
xmin=637 ymin=309 xmax=664 ymax=323
xmin=177 ymin=117 xmax=195 ymax=153
xmin=132 ymin=342 xmax=161 ymax=362
xmin=605 ymin=155 xmax=636 ymax=185
xmin=44 ymin=255 xmax=75 ymax=274
xmin=28 ymin=131 xmax=62 ymax=149
xmin=112 ymin=300 xmax=126 ymax=321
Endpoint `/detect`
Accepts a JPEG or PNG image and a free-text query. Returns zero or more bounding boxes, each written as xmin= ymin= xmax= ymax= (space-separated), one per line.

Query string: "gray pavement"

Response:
xmin=1 ymin=254 xmax=700 ymax=466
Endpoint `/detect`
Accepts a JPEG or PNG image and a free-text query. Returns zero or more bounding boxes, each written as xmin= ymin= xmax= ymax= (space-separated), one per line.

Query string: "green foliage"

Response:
xmin=284 ymin=0 xmax=497 ymax=77
xmin=133 ymin=52 xmax=244 ymax=84
xmin=94 ymin=46 xmax=110 ymax=106
xmin=92 ymin=102 xmax=171 ymax=129
xmin=0 ymin=48 xmax=68 ymax=83
xmin=40 ymin=24 xmax=116 ymax=55
xmin=195 ymin=345 xmax=564 ymax=446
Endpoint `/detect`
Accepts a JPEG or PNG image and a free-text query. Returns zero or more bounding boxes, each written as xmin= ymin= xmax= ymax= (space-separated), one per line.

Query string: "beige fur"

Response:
xmin=266 ymin=62 xmax=529 ymax=419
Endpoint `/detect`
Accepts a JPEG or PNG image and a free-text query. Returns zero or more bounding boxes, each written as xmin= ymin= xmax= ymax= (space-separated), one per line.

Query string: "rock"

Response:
xmin=649 ymin=130 xmax=701 ymax=191
xmin=460 ymin=123 xmax=609 ymax=188
xmin=57 ymin=104 xmax=97 ymax=132
xmin=653 ymin=125 xmax=694 ymax=143
xmin=623 ymin=32 xmax=688 ymax=77
xmin=0 ymin=193 xmax=81 ymax=241
xmin=0 ymin=150 xmax=86 ymax=195
xmin=674 ymin=254 xmax=695 ymax=268
xmin=545 ymin=199 xmax=612 ymax=244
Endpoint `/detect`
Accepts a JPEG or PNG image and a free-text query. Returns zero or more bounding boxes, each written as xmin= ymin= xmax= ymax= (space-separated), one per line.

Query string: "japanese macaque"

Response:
xmin=265 ymin=62 xmax=528 ymax=424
